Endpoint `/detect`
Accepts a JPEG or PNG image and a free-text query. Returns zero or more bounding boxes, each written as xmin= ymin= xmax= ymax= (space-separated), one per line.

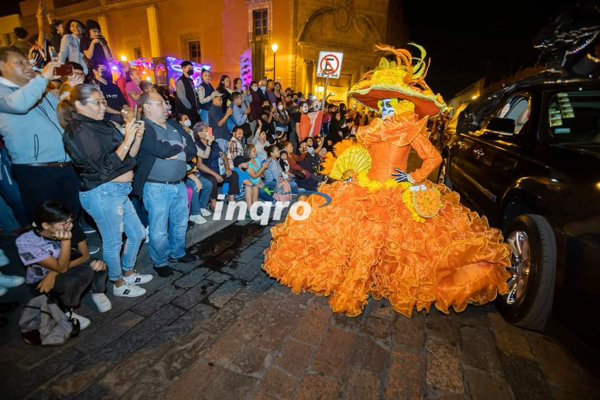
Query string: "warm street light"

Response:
xmin=120 ymin=55 xmax=127 ymax=61
xmin=271 ymin=43 xmax=278 ymax=80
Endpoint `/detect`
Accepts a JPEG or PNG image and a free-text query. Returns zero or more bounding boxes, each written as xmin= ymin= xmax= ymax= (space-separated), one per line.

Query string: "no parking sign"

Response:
xmin=316 ymin=51 xmax=344 ymax=79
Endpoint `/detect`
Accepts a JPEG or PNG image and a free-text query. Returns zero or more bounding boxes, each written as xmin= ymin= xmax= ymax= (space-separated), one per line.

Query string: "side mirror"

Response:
xmin=486 ymin=117 xmax=515 ymax=136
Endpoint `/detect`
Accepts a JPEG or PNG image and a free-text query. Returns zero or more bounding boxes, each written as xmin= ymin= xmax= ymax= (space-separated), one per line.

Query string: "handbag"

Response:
xmin=274 ymin=178 xmax=292 ymax=202
xmin=19 ymin=295 xmax=80 ymax=346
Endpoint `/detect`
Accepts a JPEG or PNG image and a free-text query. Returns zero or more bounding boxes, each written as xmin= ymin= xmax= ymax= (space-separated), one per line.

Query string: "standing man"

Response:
xmin=197 ymin=68 xmax=215 ymax=124
xmin=208 ymin=93 xmax=232 ymax=152
xmin=134 ymin=92 xmax=197 ymax=277
xmin=89 ymin=60 xmax=127 ymax=114
xmin=175 ymin=61 xmax=199 ymax=124
xmin=0 ymin=47 xmax=84 ymax=237
xmin=266 ymin=79 xmax=277 ymax=105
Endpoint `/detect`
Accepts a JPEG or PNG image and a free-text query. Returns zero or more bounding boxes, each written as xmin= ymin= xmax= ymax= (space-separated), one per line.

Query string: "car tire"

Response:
xmin=497 ymin=214 xmax=556 ymax=332
xmin=437 ymin=156 xmax=453 ymax=189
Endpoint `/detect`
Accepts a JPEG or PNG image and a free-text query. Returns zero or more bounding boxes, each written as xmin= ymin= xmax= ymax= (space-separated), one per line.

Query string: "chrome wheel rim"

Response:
xmin=505 ymin=230 xmax=531 ymax=305
xmin=438 ymin=160 xmax=447 ymax=184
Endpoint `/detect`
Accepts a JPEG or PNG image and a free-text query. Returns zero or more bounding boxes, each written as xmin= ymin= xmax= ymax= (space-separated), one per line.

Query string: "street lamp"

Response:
xmin=271 ymin=43 xmax=278 ymax=80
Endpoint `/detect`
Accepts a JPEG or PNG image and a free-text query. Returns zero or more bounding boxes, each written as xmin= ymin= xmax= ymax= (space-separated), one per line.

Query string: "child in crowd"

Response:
xmin=16 ymin=201 xmax=111 ymax=330
xmin=232 ymin=156 xmax=258 ymax=208
xmin=245 ymin=144 xmax=273 ymax=201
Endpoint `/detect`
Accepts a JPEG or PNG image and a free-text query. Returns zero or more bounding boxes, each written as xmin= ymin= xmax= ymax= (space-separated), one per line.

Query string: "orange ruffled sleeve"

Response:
xmin=408 ymin=130 xmax=442 ymax=183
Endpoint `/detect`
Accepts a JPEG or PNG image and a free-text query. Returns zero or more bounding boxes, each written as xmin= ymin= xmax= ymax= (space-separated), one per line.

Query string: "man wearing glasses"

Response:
xmin=133 ymin=92 xmax=198 ymax=277
xmin=0 ymin=47 xmax=85 ymax=240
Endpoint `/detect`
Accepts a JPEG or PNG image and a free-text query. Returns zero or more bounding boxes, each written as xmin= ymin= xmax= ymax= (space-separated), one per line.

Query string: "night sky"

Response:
xmin=2 ymin=0 xmax=581 ymax=98
xmin=402 ymin=0 xmax=578 ymax=98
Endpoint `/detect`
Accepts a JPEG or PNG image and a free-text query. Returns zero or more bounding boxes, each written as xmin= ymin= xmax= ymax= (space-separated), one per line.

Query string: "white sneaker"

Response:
xmin=200 ymin=208 xmax=212 ymax=217
xmin=0 ymin=272 xmax=25 ymax=288
xmin=0 ymin=287 xmax=7 ymax=297
xmin=123 ymin=271 xmax=153 ymax=285
xmin=113 ymin=282 xmax=146 ymax=297
xmin=0 ymin=250 xmax=9 ymax=267
xmin=66 ymin=311 xmax=91 ymax=330
xmin=144 ymin=226 xmax=150 ymax=243
xmin=91 ymin=293 xmax=112 ymax=313
xmin=190 ymin=214 xmax=208 ymax=225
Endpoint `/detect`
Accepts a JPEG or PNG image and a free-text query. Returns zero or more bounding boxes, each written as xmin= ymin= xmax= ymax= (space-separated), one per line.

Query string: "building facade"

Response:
xmin=16 ymin=0 xmax=407 ymax=102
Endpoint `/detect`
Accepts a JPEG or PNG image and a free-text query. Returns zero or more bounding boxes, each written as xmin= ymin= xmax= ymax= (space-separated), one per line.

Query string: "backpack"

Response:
xmin=19 ymin=295 xmax=80 ymax=346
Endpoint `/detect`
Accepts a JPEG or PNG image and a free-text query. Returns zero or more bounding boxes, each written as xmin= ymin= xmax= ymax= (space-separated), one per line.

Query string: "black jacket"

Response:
xmin=63 ymin=113 xmax=136 ymax=191
xmin=132 ymin=117 xmax=196 ymax=197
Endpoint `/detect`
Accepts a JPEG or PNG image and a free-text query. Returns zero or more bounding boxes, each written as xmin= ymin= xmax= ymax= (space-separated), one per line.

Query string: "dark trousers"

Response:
xmin=200 ymin=171 xmax=240 ymax=200
xmin=12 ymin=164 xmax=84 ymax=237
xmin=131 ymin=195 xmax=149 ymax=228
xmin=29 ymin=264 xmax=107 ymax=310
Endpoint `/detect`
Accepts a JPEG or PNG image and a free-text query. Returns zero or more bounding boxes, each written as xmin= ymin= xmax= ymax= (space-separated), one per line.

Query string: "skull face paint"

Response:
xmin=381 ymin=98 xmax=394 ymax=119
xmin=301 ymin=103 xmax=309 ymax=113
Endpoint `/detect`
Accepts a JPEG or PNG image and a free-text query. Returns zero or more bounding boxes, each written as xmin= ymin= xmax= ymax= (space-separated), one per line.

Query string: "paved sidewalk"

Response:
xmin=1 ymin=218 xmax=599 ymax=399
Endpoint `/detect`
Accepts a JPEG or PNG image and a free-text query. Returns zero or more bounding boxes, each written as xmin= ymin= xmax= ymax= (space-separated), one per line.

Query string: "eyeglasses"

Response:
xmin=88 ymin=99 xmax=107 ymax=107
xmin=54 ymin=218 xmax=73 ymax=228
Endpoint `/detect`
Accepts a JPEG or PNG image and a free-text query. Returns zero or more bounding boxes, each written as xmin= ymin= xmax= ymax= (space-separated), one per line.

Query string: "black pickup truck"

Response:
xmin=438 ymin=73 xmax=600 ymax=348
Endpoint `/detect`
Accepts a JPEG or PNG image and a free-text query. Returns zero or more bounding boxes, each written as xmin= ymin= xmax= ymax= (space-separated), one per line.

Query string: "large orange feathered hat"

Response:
xmin=349 ymin=43 xmax=446 ymax=118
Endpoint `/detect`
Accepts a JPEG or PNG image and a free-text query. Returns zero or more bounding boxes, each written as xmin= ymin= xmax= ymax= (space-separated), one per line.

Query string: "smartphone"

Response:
xmin=134 ymin=105 xmax=142 ymax=122
xmin=53 ymin=64 xmax=73 ymax=77
xmin=261 ymin=159 xmax=267 ymax=165
xmin=207 ymin=127 xmax=213 ymax=137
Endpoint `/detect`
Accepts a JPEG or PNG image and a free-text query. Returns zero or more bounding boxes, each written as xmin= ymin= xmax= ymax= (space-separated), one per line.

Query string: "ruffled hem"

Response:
xmin=262 ymin=181 xmax=511 ymax=317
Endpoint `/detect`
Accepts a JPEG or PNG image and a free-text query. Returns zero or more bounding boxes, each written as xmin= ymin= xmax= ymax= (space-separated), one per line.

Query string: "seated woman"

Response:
xmin=264 ymin=144 xmax=299 ymax=196
xmin=194 ymin=127 xmax=240 ymax=208
xmin=183 ymin=122 xmax=213 ymax=225
xmin=244 ymin=144 xmax=273 ymax=202
xmin=59 ymin=84 xmax=152 ymax=296
xmin=17 ymin=201 xmax=110 ymax=330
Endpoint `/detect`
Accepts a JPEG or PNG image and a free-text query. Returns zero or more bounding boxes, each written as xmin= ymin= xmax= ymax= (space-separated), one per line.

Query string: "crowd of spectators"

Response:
xmin=0 ymin=1 xmax=362 ymax=332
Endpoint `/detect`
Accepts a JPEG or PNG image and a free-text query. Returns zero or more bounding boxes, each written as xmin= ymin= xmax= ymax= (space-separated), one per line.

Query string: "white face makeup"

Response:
xmin=381 ymin=98 xmax=394 ymax=119
xmin=301 ymin=103 xmax=309 ymax=113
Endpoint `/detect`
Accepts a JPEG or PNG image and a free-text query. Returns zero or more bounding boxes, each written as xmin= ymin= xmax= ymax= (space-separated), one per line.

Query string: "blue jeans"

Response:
xmin=0 ymin=194 xmax=19 ymax=232
xmin=143 ymin=182 xmax=188 ymax=267
xmin=80 ymin=182 xmax=145 ymax=281
xmin=0 ymin=147 xmax=29 ymax=227
xmin=200 ymin=109 xmax=209 ymax=125
xmin=186 ymin=173 xmax=213 ymax=215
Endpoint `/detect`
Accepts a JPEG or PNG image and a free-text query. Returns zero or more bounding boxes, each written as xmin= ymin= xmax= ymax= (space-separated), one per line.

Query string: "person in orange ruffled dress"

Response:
xmin=263 ymin=44 xmax=511 ymax=317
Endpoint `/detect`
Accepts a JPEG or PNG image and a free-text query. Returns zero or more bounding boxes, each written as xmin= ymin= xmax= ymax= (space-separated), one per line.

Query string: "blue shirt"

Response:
xmin=0 ymin=76 xmax=70 ymax=164
xmin=197 ymin=140 xmax=223 ymax=174
xmin=208 ymin=104 xmax=230 ymax=141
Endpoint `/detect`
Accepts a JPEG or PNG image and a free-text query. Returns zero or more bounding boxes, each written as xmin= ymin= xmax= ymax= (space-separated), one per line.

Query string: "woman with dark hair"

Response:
xmin=59 ymin=84 xmax=152 ymax=298
xmin=58 ymin=19 xmax=88 ymax=74
xmin=16 ymin=201 xmax=110 ymax=330
xmin=216 ymin=75 xmax=233 ymax=113
xmin=233 ymin=77 xmax=252 ymax=112
xmin=273 ymin=82 xmax=283 ymax=103
xmin=124 ymin=68 xmax=143 ymax=108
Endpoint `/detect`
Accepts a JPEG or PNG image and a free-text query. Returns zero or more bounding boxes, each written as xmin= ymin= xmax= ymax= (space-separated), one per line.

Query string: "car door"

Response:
xmin=452 ymin=93 xmax=532 ymax=221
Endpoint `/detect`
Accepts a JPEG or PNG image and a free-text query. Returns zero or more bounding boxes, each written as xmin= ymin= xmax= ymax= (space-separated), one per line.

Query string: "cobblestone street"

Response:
xmin=1 ymin=219 xmax=598 ymax=400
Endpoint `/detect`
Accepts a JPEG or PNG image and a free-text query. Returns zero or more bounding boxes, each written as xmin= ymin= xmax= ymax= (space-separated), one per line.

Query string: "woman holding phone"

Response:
xmin=59 ymin=84 xmax=153 ymax=298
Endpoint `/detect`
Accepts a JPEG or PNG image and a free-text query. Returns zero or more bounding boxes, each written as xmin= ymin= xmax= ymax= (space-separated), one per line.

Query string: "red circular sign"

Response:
xmin=319 ymin=54 xmax=340 ymax=76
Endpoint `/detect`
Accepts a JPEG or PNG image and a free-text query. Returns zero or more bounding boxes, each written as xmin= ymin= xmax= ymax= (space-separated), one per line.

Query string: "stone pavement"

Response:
xmin=2 ymin=218 xmax=599 ymax=400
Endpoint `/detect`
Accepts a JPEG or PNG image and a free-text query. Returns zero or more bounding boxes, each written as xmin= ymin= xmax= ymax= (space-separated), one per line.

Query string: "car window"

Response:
xmin=543 ymin=90 xmax=600 ymax=144
xmin=497 ymin=95 xmax=530 ymax=134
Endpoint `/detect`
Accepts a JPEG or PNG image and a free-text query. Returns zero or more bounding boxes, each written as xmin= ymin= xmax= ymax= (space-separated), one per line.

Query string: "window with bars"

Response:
xmin=253 ymin=9 xmax=268 ymax=38
xmin=133 ymin=47 xmax=142 ymax=59
xmin=188 ymin=40 xmax=201 ymax=63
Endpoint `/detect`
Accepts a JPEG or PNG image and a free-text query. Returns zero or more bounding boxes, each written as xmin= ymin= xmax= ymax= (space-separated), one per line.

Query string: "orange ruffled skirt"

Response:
xmin=263 ymin=180 xmax=511 ymax=317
